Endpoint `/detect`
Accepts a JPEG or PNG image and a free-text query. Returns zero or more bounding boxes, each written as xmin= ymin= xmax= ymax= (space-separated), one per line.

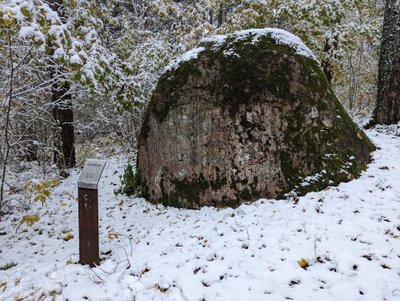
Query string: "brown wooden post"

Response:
xmin=78 ymin=187 xmax=99 ymax=266
xmin=77 ymin=159 xmax=106 ymax=267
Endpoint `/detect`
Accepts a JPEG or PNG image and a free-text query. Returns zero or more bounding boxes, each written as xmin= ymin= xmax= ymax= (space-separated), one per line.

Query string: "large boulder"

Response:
xmin=137 ymin=29 xmax=375 ymax=208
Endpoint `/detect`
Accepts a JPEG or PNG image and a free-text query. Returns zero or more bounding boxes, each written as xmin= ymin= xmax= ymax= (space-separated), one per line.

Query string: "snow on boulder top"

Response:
xmin=163 ymin=28 xmax=318 ymax=74
xmin=235 ymin=28 xmax=318 ymax=61
xmin=163 ymin=46 xmax=206 ymax=74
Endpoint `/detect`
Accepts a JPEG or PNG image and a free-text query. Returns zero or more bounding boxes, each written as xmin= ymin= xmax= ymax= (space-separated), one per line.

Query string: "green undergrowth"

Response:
xmin=114 ymin=164 xmax=142 ymax=197
xmin=0 ymin=262 xmax=17 ymax=271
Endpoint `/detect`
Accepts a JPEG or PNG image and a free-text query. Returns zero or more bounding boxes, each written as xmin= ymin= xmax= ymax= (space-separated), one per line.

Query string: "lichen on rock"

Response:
xmin=137 ymin=28 xmax=375 ymax=209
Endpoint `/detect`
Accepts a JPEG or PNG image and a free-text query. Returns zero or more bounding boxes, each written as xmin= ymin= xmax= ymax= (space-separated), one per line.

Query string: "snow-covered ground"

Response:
xmin=1 ymin=125 xmax=400 ymax=301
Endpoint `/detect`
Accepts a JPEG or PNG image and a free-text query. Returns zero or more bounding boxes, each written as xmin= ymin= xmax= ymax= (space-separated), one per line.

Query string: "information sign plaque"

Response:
xmin=78 ymin=159 xmax=106 ymax=189
xmin=78 ymin=159 xmax=106 ymax=267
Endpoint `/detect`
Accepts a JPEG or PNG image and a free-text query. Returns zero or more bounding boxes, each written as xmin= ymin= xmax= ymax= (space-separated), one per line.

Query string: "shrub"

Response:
xmin=115 ymin=164 xmax=142 ymax=196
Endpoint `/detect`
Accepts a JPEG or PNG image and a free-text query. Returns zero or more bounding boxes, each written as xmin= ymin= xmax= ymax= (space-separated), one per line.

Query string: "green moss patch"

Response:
xmin=160 ymin=175 xmax=228 ymax=209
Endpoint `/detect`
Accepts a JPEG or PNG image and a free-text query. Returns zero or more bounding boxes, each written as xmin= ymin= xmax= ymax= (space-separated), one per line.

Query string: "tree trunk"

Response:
xmin=217 ymin=4 xmax=224 ymax=27
xmin=23 ymin=124 xmax=38 ymax=162
xmin=372 ymin=0 xmax=400 ymax=124
xmin=52 ymin=82 xmax=76 ymax=168
xmin=0 ymin=31 xmax=15 ymax=215
xmin=321 ymin=37 xmax=338 ymax=84
xmin=47 ymin=0 xmax=76 ymax=168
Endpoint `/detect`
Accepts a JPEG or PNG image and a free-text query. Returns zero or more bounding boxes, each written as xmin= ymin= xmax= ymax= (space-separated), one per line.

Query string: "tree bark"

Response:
xmin=52 ymin=82 xmax=76 ymax=168
xmin=372 ymin=0 xmax=400 ymax=124
xmin=47 ymin=0 xmax=76 ymax=168
xmin=47 ymin=0 xmax=63 ymax=13
xmin=321 ymin=42 xmax=333 ymax=83
xmin=321 ymin=36 xmax=338 ymax=84
xmin=0 ymin=31 xmax=14 ymax=215
xmin=217 ymin=3 xmax=224 ymax=27
xmin=22 ymin=124 xmax=38 ymax=162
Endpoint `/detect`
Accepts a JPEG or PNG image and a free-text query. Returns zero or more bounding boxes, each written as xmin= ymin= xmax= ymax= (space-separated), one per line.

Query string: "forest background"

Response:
xmin=0 ymin=0 xmax=385 ymax=214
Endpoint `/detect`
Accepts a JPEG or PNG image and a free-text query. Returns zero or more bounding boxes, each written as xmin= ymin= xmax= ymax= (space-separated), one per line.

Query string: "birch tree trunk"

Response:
xmin=372 ymin=0 xmax=400 ymax=124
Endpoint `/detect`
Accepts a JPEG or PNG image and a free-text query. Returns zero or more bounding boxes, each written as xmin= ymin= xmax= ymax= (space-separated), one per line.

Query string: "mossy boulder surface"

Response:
xmin=138 ymin=28 xmax=375 ymax=209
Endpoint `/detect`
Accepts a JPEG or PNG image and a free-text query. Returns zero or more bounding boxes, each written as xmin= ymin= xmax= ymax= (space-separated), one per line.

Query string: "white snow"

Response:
xmin=201 ymin=28 xmax=318 ymax=62
xmin=19 ymin=26 xmax=35 ymax=38
xmin=19 ymin=25 xmax=46 ymax=44
xmin=222 ymin=48 xmax=240 ymax=58
xmin=266 ymin=28 xmax=318 ymax=61
xmin=70 ymin=54 xmax=83 ymax=65
xmin=53 ymin=47 xmax=65 ymax=59
xmin=201 ymin=35 xmax=227 ymax=50
xmin=163 ymin=28 xmax=317 ymax=75
xmin=1 ymin=125 xmax=400 ymax=300
xmin=163 ymin=47 xmax=205 ymax=74
xmin=41 ymin=2 xmax=61 ymax=24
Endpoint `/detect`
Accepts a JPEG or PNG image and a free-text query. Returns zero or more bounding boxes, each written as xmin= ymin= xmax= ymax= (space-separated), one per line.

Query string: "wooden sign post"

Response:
xmin=77 ymin=159 xmax=106 ymax=267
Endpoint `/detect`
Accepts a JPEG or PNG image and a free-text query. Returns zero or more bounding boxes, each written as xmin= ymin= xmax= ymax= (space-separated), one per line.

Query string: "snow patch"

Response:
xmin=19 ymin=25 xmax=45 ymax=44
xmin=223 ymin=48 xmax=240 ymax=58
xmin=53 ymin=47 xmax=65 ymax=59
xmin=163 ymin=28 xmax=317 ymax=75
xmin=163 ymin=47 xmax=205 ymax=73
xmin=70 ymin=54 xmax=83 ymax=65
xmin=19 ymin=26 xmax=35 ymax=38
xmin=201 ymin=34 xmax=227 ymax=50
xmin=201 ymin=28 xmax=318 ymax=62
xmin=236 ymin=28 xmax=318 ymax=61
